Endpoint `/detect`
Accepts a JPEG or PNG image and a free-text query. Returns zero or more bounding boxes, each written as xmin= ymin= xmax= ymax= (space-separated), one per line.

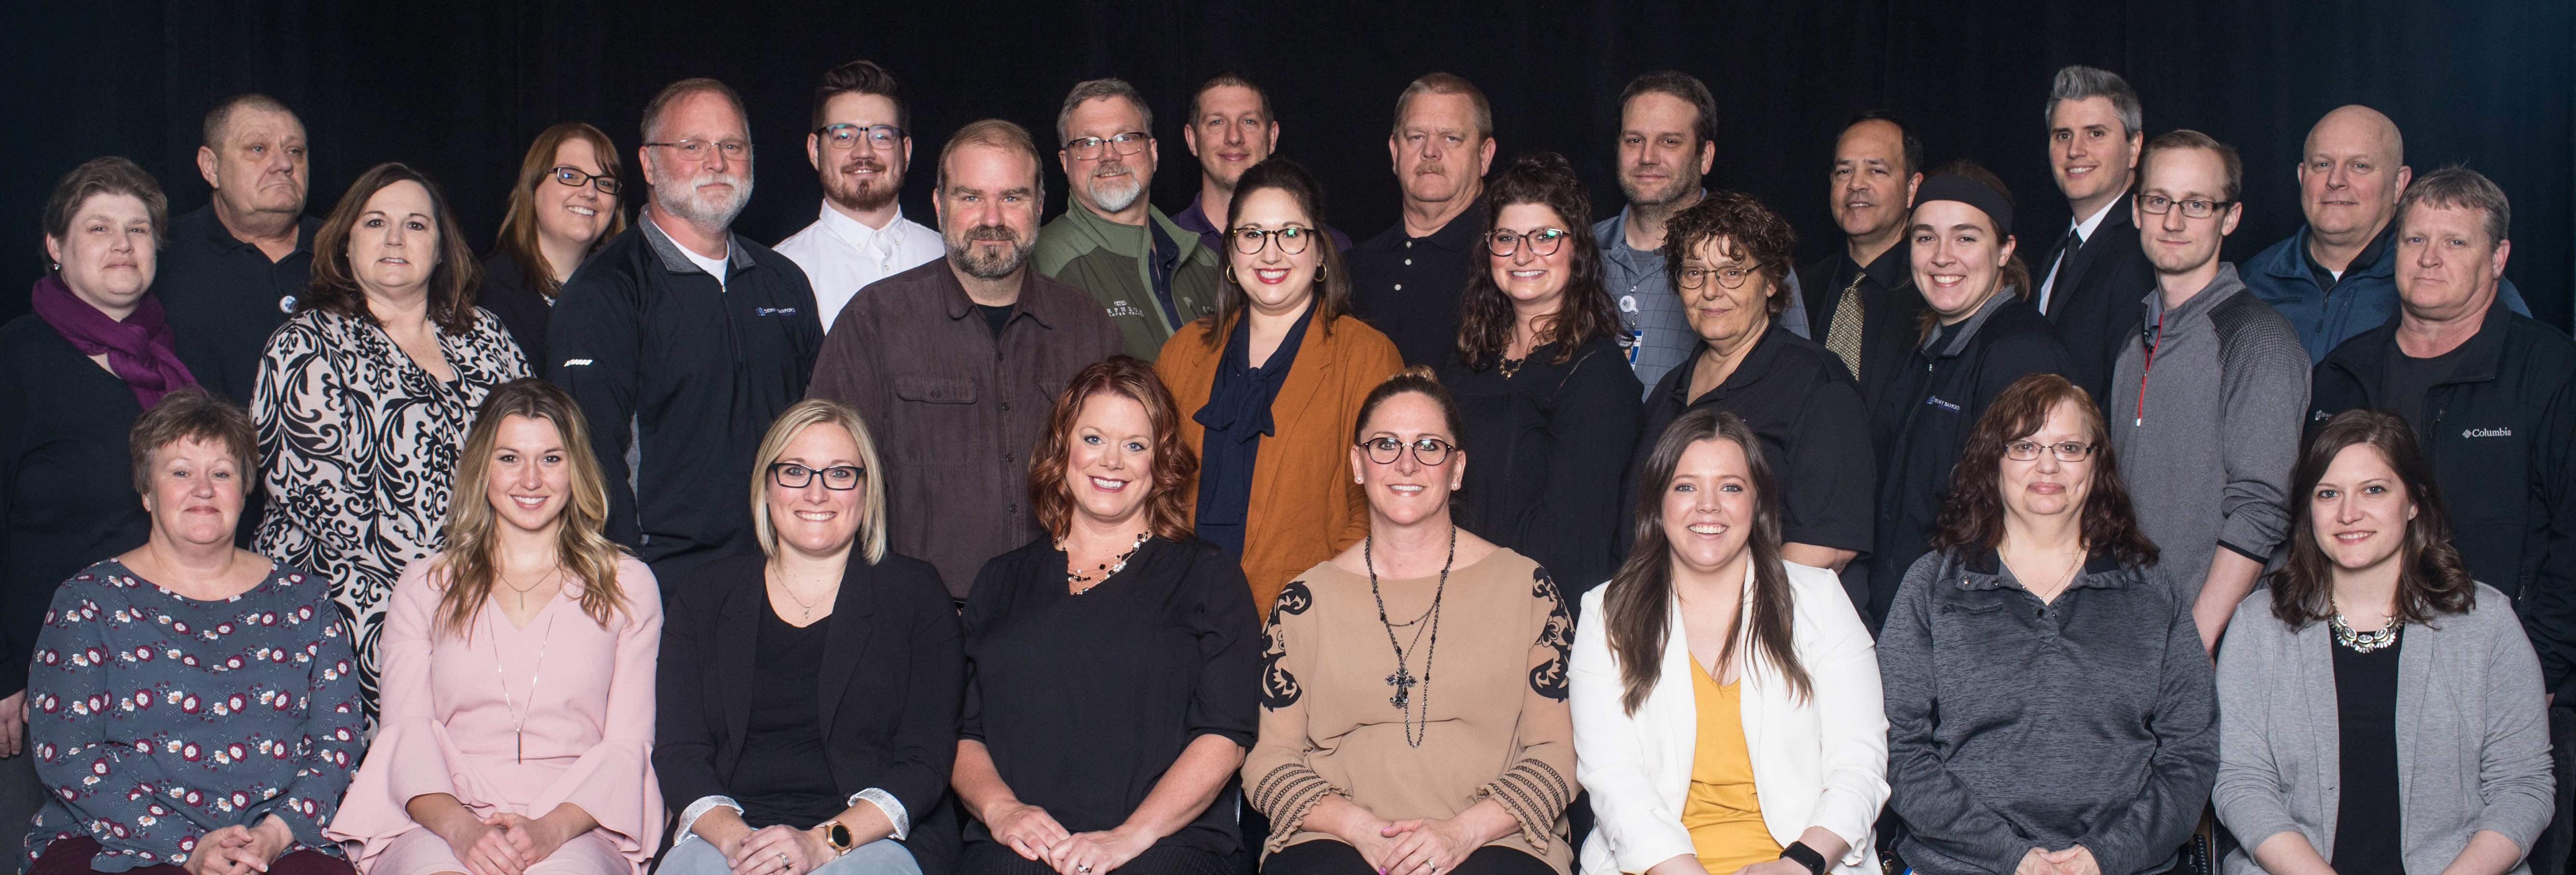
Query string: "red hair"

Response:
xmin=1029 ymin=356 xmax=1199 ymax=542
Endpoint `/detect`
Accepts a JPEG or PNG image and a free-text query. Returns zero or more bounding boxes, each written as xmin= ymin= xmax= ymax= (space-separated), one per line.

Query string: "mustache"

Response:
xmin=1414 ymin=163 xmax=1446 ymax=177
xmin=839 ymin=155 xmax=889 ymax=175
xmin=961 ymin=224 xmax=1019 ymax=242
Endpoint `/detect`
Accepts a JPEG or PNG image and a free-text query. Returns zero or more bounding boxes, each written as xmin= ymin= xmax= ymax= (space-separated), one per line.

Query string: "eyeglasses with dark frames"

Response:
xmin=1676 ymin=262 xmax=1761 ymax=290
xmin=549 ymin=166 xmax=621 ymax=196
xmin=815 ymin=124 xmax=905 ymax=150
xmin=2004 ymin=440 xmax=2093 ymax=463
xmin=1063 ymin=132 xmax=1149 ymax=161
xmin=1358 ymin=437 xmax=1456 ymax=466
xmin=1487 ymin=228 xmax=1568 ymax=258
xmin=2136 ymin=194 xmax=2233 ymax=219
xmin=769 ymin=462 xmax=865 ymax=490
xmin=1232 ymin=225 xmax=1315 ymax=256
xmin=645 ymin=139 xmax=752 ymax=163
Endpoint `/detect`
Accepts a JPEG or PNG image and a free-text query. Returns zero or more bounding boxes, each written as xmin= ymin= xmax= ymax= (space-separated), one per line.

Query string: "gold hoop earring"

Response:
xmin=1226 ymin=266 xmax=1239 ymax=286
xmin=1315 ymin=264 xmax=1328 ymax=282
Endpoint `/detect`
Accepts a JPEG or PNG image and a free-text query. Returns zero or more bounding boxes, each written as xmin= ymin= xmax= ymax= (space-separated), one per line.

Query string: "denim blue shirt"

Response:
xmin=1596 ymin=202 xmax=1808 ymax=399
xmin=2242 ymin=223 xmax=2530 ymax=362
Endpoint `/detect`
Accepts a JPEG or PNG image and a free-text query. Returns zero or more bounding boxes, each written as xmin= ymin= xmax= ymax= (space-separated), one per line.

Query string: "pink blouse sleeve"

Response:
xmin=528 ymin=557 xmax=665 ymax=865
xmin=322 ymin=558 xmax=454 ymax=865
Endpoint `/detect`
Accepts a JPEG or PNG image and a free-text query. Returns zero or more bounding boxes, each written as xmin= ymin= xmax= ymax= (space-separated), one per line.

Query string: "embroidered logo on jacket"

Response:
xmin=1924 ymin=395 xmax=1962 ymax=413
xmin=2463 ymin=426 xmax=2515 ymax=438
xmin=755 ymin=307 xmax=799 ymax=317
xmin=562 ymin=358 xmax=594 ymax=366
xmin=1104 ymin=300 xmax=1147 ymax=319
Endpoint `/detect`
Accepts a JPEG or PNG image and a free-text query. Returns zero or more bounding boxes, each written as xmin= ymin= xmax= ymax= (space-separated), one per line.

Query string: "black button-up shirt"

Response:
xmin=153 ymin=204 xmax=322 ymax=407
xmin=1348 ymin=198 xmax=1486 ymax=366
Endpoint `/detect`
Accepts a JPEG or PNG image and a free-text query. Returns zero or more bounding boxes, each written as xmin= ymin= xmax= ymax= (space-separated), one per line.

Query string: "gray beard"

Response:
xmin=651 ymin=157 xmax=754 ymax=229
xmin=1086 ymin=174 xmax=1145 ymax=214
xmin=949 ymin=232 xmax=1034 ymax=279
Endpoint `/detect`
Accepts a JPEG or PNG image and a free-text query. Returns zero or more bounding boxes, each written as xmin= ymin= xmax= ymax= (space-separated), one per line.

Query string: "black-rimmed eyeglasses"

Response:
xmin=1487 ymin=228 xmax=1568 ymax=258
xmin=769 ymin=463 xmax=865 ymax=490
xmin=816 ymin=124 xmax=905 ymax=150
xmin=549 ymin=166 xmax=621 ymax=196
xmin=1358 ymin=437 xmax=1455 ymax=466
xmin=1232 ymin=226 xmax=1315 ymax=256
xmin=1064 ymin=132 xmax=1150 ymax=161
xmin=2004 ymin=440 xmax=2093 ymax=462
xmin=2136 ymin=195 xmax=2233 ymax=219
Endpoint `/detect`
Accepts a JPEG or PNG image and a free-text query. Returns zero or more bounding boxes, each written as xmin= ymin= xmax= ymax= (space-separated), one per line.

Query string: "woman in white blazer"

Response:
xmin=1571 ymin=408 xmax=1887 ymax=875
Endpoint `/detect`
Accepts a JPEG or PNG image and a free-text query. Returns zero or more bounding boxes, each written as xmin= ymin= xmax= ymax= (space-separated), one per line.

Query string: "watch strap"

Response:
xmin=1781 ymin=841 xmax=1829 ymax=875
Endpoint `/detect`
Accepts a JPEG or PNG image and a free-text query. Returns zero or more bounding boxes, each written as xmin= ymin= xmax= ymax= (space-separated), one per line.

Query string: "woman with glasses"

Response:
xmin=1622 ymin=191 xmax=1873 ymax=601
xmin=1157 ymin=158 xmax=1403 ymax=614
xmin=326 ymin=380 xmax=664 ymax=875
xmin=1245 ymin=366 xmax=1574 ymax=875
xmin=254 ymin=163 xmax=530 ymax=720
xmin=481 ymin=123 xmax=627 ymax=368
xmin=1878 ymin=373 xmax=2214 ymax=875
xmin=656 ymin=399 xmax=962 ymax=875
xmin=1436 ymin=153 xmax=1641 ymax=596
xmin=953 ymin=357 xmax=1260 ymax=875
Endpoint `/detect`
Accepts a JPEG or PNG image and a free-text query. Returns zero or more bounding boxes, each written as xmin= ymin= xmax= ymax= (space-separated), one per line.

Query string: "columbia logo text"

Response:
xmin=2463 ymin=427 xmax=2515 ymax=438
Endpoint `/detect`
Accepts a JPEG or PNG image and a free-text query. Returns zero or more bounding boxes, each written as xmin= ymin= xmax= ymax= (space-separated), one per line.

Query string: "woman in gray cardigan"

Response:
xmin=2214 ymin=410 xmax=2553 ymax=875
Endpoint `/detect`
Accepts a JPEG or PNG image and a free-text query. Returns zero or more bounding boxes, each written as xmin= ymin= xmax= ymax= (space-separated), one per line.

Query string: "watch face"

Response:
xmin=829 ymin=822 xmax=853 ymax=849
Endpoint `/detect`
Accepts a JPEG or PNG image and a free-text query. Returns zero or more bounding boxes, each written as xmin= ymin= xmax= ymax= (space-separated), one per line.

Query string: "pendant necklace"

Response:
xmin=496 ymin=566 xmax=559 ymax=612
xmin=2330 ymin=597 xmax=2400 ymax=653
xmin=1065 ymin=531 xmax=1151 ymax=595
xmin=491 ymin=614 xmax=554 ymax=763
xmin=1368 ymin=525 xmax=1455 ymax=748
xmin=774 ymin=566 xmax=836 ymax=622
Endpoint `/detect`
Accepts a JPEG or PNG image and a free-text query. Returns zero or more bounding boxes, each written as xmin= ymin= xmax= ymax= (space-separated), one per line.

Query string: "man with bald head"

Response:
xmin=2244 ymin=105 xmax=2528 ymax=361
xmin=156 ymin=93 xmax=322 ymax=409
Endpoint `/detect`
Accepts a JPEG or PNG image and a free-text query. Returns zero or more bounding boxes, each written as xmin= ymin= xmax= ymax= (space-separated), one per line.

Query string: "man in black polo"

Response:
xmin=156 ymin=93 xmax=321 ymax=408
xmin=1797 ymin=113 xmax=1927 ymax=424
xmin=2034 ymin=65 xmax=2159 ymax=402
xmin=2311 ymin=167 xmax=2576 ymax=698
xmin=550 ymin=78 xmax=824 ymax=593
xmin=1347 ymin=72 xmax=1496 ymax=366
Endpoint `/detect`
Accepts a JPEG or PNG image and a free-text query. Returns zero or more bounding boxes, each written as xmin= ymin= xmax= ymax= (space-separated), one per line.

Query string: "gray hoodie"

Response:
xmin=2108 ymin=263 xmax=2309 ymax=598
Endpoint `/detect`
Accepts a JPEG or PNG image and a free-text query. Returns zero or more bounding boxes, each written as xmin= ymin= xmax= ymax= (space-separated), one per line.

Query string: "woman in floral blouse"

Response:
xmin=252 ymin=163 xmax=528 ymax=719
xmin=27 ymin=387 xmax=364 ymax=875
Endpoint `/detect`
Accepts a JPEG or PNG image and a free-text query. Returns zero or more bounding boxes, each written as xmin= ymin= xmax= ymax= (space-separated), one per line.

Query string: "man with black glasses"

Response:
xmin=2106 ymin=131 xmax=2306 ymax=650
xmin=776 ymin=60 xmax=942 ymax=331
xmin=551 ymin=77 xmax=824 ymax=594
xmin=1033 ymin=77 xmax=1223 ymax=360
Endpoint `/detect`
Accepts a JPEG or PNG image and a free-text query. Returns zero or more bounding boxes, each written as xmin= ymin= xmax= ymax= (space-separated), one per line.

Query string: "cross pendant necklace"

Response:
xmin=1385 ymin=667 xmax=1418 ymax=710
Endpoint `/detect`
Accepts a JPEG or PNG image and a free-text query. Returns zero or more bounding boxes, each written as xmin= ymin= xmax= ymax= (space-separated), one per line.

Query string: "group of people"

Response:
xmin=1 ymin=53 xmax=2570 ymax=875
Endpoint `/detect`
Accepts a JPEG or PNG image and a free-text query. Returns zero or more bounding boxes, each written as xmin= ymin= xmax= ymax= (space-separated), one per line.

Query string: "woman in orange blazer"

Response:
xmin=1158 ymin=159 xmax=1403 ymax=613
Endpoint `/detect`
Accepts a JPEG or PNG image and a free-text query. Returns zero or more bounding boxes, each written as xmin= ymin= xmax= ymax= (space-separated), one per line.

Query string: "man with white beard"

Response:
xmin=775 ymin=59 xmax=942 ymax=331
xmin=550 ymin=77 xmax=825 ymax=593
xmin=1033 ymin=77 xmax=1224 ymax=360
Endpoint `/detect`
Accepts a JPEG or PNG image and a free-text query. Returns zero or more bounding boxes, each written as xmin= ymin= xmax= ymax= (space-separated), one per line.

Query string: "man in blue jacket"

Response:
xmin=2243 ymin=105 xmax=2526 ymax=361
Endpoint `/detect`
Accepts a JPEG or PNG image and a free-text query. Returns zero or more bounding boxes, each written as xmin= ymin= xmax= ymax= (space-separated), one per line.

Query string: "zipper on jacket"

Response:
xmin=2134 ymin=309 xmax=2166 ymax=426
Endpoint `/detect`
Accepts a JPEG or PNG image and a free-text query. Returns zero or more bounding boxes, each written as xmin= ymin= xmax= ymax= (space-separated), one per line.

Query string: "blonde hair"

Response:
xmin=434 ymin=379 xmax=630 ymax=638
xmin=751 ymin=399 xmax=889 ymax=564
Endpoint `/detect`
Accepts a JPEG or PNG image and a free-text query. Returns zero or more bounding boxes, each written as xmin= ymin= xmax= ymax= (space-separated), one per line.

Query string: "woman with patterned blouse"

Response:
xmin=26 ymin=388 xmax=364 ymax=875
xmin=252 ymin=163 xmax=529 ymax=719
xmin=1244 ymin=366 xmax=1575 ymax=875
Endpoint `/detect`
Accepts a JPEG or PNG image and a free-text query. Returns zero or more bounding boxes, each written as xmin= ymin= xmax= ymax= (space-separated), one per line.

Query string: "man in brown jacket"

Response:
xmin=808 ymin=119 xmax=1122 ymax=597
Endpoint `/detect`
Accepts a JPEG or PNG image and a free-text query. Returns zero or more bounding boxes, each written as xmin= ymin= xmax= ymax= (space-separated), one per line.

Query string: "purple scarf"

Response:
xmin=30 ymin=276 xmax=198 ymax=410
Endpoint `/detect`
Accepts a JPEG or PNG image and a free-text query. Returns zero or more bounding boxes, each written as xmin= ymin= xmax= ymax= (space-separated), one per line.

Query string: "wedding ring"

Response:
xmin=1077 ymin=866 xmax=1091 ymax=873
xmin=778 ymin=852 xmax=792 ymax=870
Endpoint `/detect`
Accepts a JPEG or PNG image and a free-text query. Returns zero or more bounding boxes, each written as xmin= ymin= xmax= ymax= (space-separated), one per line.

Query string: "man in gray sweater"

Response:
xmin=2110 ymin=130 xmax=2310 ymax=651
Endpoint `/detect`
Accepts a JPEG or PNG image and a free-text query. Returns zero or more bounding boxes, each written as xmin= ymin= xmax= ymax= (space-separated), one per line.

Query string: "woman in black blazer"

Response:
xmin=656 ymin=399 xmax=965 ymax=875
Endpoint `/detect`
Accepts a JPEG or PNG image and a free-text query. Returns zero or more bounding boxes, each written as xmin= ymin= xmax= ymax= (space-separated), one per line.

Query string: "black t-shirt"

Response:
xmin=978 ymin=303 xmax=1014 ymax=338
xmin=1439 ymin=334 xmax=1644 ymax=597
xmin=2380 ymin=340 xmax=2474 ymax=428
xmin=734 ymin=607 xmax=843 ymax=828
xmin=960 ymin=536 xmax=1261 ymax=859
xmin=2330 ymin=627 xmax=2403 ymax=875
xmin=1346 ymin=200 xmax=1486 ymax=366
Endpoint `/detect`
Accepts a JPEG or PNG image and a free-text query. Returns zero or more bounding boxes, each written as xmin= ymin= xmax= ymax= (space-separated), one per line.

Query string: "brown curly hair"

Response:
xmin=305 ymin=162 xmax=483 ymax=334
xmin=1454 ymin=153 xmax=1620 ymax=370
xmin=1029 ymin=356 xmax=1199 ymax=543
xmin=2266 ymin=409 xmax=2475 ymax=628
xmin=1927 ymin=373 xmax=2158 ymax=568
xmin=1658 ymin=190 xmax=1797 ymax=316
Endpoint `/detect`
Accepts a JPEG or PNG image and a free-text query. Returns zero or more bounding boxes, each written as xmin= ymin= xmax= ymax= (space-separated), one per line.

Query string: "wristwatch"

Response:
xmin=818 ymin=820 xmax=854 ymax=856
xmin=1779 ymin=841 xmax=1828 ymax=875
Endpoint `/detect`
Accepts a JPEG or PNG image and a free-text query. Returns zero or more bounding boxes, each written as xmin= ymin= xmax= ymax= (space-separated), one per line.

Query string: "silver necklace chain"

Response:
xmin=491 ymin=613 xmax=554 ymax=763
xmin=1368 ymin=526 xmax=1455 ymax=748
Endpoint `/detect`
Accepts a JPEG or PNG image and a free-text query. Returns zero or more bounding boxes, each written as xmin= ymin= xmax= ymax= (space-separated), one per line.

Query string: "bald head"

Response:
xmin=2298 ymin=105 xmax=2413 ymax=248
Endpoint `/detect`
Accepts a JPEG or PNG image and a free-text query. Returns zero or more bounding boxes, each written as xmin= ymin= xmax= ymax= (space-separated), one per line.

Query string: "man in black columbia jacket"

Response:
xmin=550 ymin=79 xmax=823 ymax=593
xmin=2310 ymin=168 xmax=2576 ymax=699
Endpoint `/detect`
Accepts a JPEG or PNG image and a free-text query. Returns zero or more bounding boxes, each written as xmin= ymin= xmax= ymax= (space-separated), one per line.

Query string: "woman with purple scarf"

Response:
xmin=0 ymin=156 xmax=201 ymax=851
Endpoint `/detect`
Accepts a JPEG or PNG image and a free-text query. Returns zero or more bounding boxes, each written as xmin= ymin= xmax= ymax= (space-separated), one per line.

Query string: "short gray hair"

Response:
xmin=1057 ymin=78 xmax=1152 ymax=146
xmin=2045 ymin=65 xmax=2143 ymax=138
xmin=2397 ymin=165 xmax=2511 ymax=249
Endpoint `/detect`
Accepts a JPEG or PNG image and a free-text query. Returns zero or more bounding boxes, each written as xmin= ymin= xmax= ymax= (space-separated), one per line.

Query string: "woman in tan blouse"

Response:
xmin=1245 ymin=365 xmax=1575 ymax=875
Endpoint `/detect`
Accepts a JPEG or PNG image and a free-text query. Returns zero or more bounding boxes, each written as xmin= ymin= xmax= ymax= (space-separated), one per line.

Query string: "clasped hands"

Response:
xmin=2016 ymin=845 xmax=2101 ymax=875
xmin=181 ymin=815 xmax=295 ymax=875
xmin=437 ymin=810 xmax=579 ymax=875
xmin=985 ymin=801 xmax=1156 ymax=875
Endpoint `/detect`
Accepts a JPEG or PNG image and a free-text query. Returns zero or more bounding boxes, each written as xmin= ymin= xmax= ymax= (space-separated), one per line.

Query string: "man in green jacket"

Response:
xmin=1033 ymin=78 xmax=1223 ymax=360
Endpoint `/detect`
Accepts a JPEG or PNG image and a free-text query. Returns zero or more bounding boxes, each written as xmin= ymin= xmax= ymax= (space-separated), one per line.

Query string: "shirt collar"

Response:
xmin=1923 ymin=289 xmax=2016 ymax=358
xmin=814 ymin=202 xmax=910 ymax=248
xmin=1957 ymin=549 xmax=2132 ymax=591
xmin=1604 ymin=191 xmax=1705 ymax=257
xmin=935 ymin=264 xmax=1056 ymax=329
xmin=2301 ymin=221 xmax=2398 ymax=287
xmin=1848 ymin=243 xmax=1909 ymax=290
xmin=1173 ymin=193 xmax=1219 ymax=235
xmin=641 ymin=213 xmax=751 ymax=274
xmin=1412 ymin=196 xmax=1489 ymax=251
xmin=195 ymin=206 xmax=319 ymax=257
xmin=2069 ymin=195 xmax=2122 ymax=242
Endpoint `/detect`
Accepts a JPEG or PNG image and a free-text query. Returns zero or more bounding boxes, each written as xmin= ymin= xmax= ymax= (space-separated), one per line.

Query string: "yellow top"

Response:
xmin=1683 ymin=660 xmax=1780 ymax=872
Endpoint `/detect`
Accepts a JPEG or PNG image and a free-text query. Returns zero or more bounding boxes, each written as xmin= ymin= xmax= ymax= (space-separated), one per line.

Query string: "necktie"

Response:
xmin=2040 ymin=226 xmax=2080 ymax=314
xmin=1825 ymin=272 xmax=1866 ymax=378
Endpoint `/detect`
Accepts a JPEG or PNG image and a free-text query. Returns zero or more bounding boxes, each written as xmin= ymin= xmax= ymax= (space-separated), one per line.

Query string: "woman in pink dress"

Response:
xmin=325 ymin=379 xmax=663 ymax=875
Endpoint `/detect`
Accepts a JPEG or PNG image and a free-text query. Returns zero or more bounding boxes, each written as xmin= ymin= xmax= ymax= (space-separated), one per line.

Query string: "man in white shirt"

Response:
xmin=775 ymin=59 xmax=943 ymax=331
xmin=2034 ymin=64 xmax=2160 ymax=403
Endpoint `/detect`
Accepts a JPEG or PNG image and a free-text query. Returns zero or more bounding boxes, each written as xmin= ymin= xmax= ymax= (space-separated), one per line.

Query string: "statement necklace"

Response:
xmin=1066 ymin=531 xmax=1151 ymax=595
xmin=1497 ymin=357 xmax=1527 ymax=379
xmin=1368 ymin=526 xmax=1456 ymax=748
xmin=2330 ymin=597 xmax=2400 ymax=653
xmin=491 ymin=614 xmax=554 ymax=763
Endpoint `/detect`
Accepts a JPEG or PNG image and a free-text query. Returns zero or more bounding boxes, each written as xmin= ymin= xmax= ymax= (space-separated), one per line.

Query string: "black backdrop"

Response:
xmin=11 ymin=0 xmax=2572 ymax=330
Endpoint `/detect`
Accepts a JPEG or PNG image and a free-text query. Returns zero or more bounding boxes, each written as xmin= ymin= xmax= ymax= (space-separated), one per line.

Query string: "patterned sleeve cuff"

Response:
xmin=676 ymin=795 xmax=745 ymax=843
xmin=849 ymin=788 xmax=908 ymax=841
xmin=1248 ymin=764 xmax=1342 ymax=854
xmin=1476 ymin=759 xmax=1574 ymax=854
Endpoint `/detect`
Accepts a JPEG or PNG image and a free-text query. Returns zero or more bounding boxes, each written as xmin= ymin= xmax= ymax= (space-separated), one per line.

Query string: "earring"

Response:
xmin=1315 ymin=264 xmax=1328 ymax=282
xmin=1355 ymin=477 xmax=1365 ymax=485
xmin=1226 ymin=266 xmax=1239 ymax=286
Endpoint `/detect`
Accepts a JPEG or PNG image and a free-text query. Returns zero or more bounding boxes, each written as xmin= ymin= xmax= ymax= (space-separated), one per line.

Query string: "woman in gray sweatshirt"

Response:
xmin=2214 ymin=410 xmax=2553 ymax=875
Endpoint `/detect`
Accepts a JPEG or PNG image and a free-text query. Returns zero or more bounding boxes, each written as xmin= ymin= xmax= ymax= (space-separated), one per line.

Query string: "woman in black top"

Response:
xmin=480 ymin=122 xmax=628 ymax=367
xmin=1624 ymin=191 xmax=1873 ymax=600
xmin=956 ymin=357 xmax=1260 ymax=875
xmin=1865 ymin=162 xmax=2072 ymax=627
xmin=1 ymin=157 xmax=194 ymax=854
xmin=657 ymin=399 xmax=962 ymax=875
xmin=1437 ymin=153 xmax=1642 ymax=595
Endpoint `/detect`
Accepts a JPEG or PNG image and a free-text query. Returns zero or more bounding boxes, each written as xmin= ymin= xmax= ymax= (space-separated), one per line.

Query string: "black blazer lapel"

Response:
xmin=2056 ymin=200 xmax=2137 ymax=307
xmin=816 ymin=553 xmax=879 ymax=739
xmin=713 ymin=571 xmax=765 ymax=778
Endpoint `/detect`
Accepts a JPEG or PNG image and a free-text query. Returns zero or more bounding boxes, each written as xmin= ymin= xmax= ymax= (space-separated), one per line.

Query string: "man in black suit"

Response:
xmin=1798 ymin=112 xmax=1926 ymax=429
xmin=2032 ymin=65 xmax=2159 ymax=402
